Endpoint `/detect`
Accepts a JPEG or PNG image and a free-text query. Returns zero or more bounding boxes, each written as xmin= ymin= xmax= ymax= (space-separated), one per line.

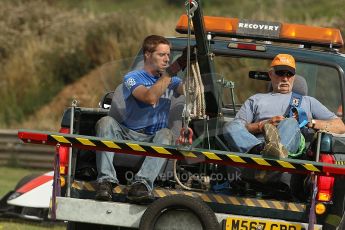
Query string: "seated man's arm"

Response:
xmin=307 ymin=117 xmax=345 ymax=134
xmin=308 ymin=97 xmax=345 ymax=134
xmin=246 ymin=115 xmax=285 ymax=134
xmin=246 ymin=121 xmax=264 ymax=134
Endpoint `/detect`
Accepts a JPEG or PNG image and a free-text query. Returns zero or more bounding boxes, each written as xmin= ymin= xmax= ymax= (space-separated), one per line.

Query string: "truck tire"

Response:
xmin=139 ymin=194 xmax=220 ymax=230
xmin=339 ymin=213 xmax=345 ymax=230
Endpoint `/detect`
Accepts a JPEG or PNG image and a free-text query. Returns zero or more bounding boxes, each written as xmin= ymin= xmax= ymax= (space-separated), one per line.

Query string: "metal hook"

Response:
xmin=185 ymin=0 xmax=198 ymax=18
xmin=71 ymin=99 xmax=78 ymax=107
xmin=177 ymin=127 xmax=193 ymax=146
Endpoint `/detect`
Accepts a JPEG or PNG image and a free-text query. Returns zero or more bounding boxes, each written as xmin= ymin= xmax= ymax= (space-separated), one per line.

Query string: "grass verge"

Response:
xmin=0 ymin=167 xmax=46 ymax=197
xmin=0 ymin=167 xmax=65 ymax=230
xmin=0 ymin=220 xmax=65 ymax=230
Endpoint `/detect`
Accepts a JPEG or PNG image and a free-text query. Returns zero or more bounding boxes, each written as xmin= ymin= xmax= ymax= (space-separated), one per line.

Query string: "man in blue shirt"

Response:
xmin=223 ymin=54 xmax=345 ymax=158
xmin=95 ymin=35 xmax=186 ymax=202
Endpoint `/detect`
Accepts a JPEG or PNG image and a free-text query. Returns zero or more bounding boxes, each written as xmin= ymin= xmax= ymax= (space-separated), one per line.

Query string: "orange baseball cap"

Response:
xmin=270 ymin=54 xmax=296 ymax=75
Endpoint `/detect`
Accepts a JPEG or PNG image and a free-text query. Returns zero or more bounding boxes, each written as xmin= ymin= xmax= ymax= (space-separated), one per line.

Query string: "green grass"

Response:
xmin=55 ymin=0 xmax=164 ymax=14
xmin=0 ymin=167 xmax=65 ymax=230
xmin=53 ymin=0 xmax=345 ymax=22
xmin=1 ymin=0 xmax=345 ymax=128
xmin=0 ymin=167 xmax=46 ymax=197
xmin=0 ymin=220 xmax=65 ymax=230
xmin=0 ymin=0 xmax=176 ymax=127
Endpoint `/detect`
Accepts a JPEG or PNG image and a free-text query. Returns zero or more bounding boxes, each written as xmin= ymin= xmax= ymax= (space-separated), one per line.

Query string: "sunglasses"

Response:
xmin=275 ymin=70 xmax=294 ymax=77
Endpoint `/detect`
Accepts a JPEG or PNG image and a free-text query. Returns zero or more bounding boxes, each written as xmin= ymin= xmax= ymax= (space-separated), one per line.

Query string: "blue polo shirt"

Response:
xmin=122 ymin=70 xmax=181 ymax=135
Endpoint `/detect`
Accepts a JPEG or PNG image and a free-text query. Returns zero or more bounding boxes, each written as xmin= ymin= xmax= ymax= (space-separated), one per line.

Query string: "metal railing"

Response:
xmin=0 ymin=129 xmax=55 ymax=169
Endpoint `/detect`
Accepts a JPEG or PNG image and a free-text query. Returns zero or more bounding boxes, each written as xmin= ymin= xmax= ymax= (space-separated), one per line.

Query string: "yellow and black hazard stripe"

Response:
xmin=18 ymin=130 xmax=345 ymax=176
xmin=336 ymin=161 xmax=345 ymax=165
xmin=72 ymin=181 xmax=306 ymax=212
xmin=47 ymin=133 xmax=343 ymax=176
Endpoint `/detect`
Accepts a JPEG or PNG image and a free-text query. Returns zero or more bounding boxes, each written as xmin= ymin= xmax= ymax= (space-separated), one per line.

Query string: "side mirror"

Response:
xmin=99 ymin=91 xmax=114 ymax=109
xmin=249 ymin=71 xmax=270 ymax=81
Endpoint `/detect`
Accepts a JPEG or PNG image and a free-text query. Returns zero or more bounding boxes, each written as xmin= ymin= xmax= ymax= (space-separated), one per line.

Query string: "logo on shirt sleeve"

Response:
xmin=125 ymin=77 xmax=136 ymax=90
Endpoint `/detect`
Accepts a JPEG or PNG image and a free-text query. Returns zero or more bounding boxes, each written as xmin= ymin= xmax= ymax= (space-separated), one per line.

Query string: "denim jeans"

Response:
xmin=223 ymin=118 xmax=301 ymax=154
xmin=95 ymin=116 xmax=173 ymax=192
xmin=223 ymin=118 xmax=301 ymax=185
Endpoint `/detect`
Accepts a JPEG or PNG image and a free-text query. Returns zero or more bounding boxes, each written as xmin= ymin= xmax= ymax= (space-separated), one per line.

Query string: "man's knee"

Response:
xmin=96 ymin=116 xmax=114 ymax=127
xmin=283 ymin=117 xmax=298 ymax=125
xmin=153 ymin=128 xmax=173 ymax=145
xmin=95 ymin=116 xmax=121 ymax=137
xmin=278 ymin=118 xmax=301 ymax=153
xmin=223 ymin=120 xmax=245 ymax=137
xmin=280 ymin=118 xmax=299 ymax=130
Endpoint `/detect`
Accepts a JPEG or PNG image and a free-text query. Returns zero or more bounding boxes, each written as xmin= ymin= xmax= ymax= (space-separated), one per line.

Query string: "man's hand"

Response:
xmin=267 ymin=115 xmax=285 ymax=126
xmin=252 ymin=116 xmax=284 ymax=134
xmin=165 ymin=46 xmax=197 ymax=77
xmin=176 ymin=46 xmax=197 ymax=70
xmin=247 ymin=116 xmax=284 ymax=134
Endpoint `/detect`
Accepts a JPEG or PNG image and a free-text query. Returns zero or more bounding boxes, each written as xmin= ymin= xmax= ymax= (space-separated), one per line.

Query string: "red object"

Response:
xmin=17 ymin=131 xmax=48 ymax=143
xmin=17 ymin=174 xmax=53 ymax=193
xmin=237 ymin=43 xmax=258 ymax=50
xmin=317 ymin=154 xmax=335 ymax=202
xmin=177 ymin=127 xmax=193 ymax=145
xmin=58 ymin=128 xmax=70 ymax=175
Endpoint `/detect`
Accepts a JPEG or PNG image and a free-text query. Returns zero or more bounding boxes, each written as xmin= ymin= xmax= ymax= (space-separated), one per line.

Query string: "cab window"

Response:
xmin=213 ymin=56 xmax=342 ymax=116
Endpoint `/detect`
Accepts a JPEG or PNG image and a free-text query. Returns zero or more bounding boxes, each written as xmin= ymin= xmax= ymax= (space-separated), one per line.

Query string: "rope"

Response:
xmin=177 ymin=61 xmax=205 ymax=146
xmin=184 ymin=61 xmax=206 ymax=119
xmin=177 ymin=0 xmax=200 ymax=147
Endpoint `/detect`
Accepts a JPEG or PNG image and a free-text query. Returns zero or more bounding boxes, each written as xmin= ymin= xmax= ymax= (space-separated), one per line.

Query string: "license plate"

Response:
xmin=225 ymin=216 xmax=302 ymax=230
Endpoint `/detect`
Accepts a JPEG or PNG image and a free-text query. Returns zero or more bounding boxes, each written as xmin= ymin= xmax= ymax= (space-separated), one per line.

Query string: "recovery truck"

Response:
xmin=17 ymin=0 xmax=345 ymax=229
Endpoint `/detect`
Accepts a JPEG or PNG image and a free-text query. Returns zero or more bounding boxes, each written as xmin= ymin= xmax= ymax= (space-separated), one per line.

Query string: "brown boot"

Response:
xmin=95 ymin=181 xmax=114 ymax=201
xmin=261 ymin=123 xmax=288 ymax=159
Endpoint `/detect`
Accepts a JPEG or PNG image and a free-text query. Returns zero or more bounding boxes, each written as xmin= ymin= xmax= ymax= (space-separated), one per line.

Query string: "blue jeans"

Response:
xmin=223 ymin=118 xmax=301 ymax=154
xmin=95 ymin=116 xmax=173 ymax=192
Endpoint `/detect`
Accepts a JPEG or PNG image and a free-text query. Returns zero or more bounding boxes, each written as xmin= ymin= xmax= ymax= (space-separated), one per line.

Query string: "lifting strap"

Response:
xmin=51 ymin=144 xmax=61 ymax=220
xmin=285 ymin=92 xmax=309 ymax=128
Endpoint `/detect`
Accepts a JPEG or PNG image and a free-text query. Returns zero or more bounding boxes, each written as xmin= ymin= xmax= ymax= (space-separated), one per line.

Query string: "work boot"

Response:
xmin=261 ymin=123 xmax=288 ymax=159
xmin=256 ymin=124 xmax=288 ymax=183
xmin=127 ymin=182 xmax=154 ymax=204
xmin=248 ymin=143 xmax=265 ymax=155
xmin=95 ymin=181 xmax=114 ymax=201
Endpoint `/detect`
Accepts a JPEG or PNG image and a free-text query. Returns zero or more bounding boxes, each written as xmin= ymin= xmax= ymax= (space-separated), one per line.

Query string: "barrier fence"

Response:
xmin=0 ymin=129 xmax=55 ymax=169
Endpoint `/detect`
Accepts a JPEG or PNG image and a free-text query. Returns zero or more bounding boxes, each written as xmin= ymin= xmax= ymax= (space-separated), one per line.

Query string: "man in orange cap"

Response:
xmin=223 ymin=53 xmax=345 ymax=160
